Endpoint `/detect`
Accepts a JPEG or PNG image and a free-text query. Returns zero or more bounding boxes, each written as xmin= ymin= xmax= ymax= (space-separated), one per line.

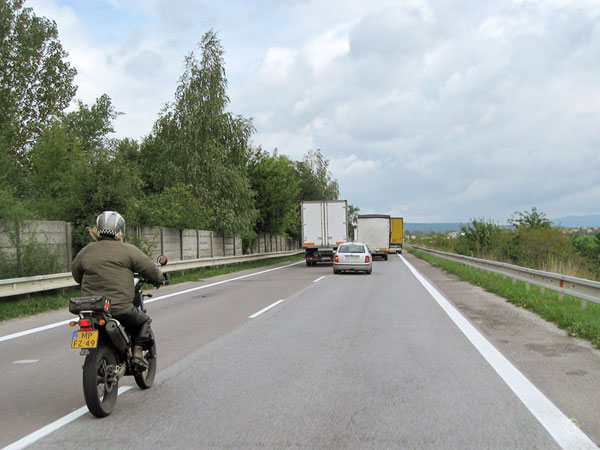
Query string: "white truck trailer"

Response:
xmin=357 ymin=214 xmax=391 ymax=260
xmin=301 ymin=200 xmax=348 ymax=266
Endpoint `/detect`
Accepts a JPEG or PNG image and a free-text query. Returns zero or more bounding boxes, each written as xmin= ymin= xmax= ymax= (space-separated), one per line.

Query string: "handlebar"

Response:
xmin=134 ymin=272 xmax=169 ymax=287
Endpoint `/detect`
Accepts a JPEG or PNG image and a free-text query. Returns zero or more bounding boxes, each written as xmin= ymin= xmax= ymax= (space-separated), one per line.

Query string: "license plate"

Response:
xmin=71 ymin=330 xmax=98 ymax=349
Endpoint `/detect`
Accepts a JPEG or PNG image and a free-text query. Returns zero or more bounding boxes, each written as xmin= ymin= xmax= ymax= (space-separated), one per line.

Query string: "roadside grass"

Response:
xmin=0 ymin=253 xmax=303 ymax=322
xmin=409 ymin=249 xmax=600 ymax=349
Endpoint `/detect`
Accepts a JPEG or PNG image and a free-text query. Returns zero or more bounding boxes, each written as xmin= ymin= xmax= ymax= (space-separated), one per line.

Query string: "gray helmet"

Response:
xmin=95 ymin=211 xmax=125 ymax=237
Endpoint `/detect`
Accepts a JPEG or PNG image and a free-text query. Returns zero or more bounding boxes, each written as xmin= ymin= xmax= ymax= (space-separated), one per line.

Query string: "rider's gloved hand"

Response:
xmin=162 ymin=272 xmax=170 ymax=285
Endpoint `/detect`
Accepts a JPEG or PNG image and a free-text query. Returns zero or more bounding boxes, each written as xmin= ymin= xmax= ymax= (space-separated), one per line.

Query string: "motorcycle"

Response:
xmin=68 ymin=255 xmax=169 ymax=417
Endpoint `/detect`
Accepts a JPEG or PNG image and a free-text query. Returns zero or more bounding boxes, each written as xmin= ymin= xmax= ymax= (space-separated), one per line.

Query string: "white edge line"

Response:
xmin=249 ymin=299 xmax=285 ymax=319
xmin=399 ymin=254 xmax=597 ymax=450
xmin=2 ymin=386 xmax=132 ymax=450
xmin=313 ymin=276 xmax=325 ymax=283
xmin=1 ymin=261 xmax=304 ymax=343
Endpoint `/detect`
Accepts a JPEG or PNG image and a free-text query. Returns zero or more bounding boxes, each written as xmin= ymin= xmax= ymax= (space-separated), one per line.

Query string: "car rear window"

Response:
xmin=338 ymin=244 xmax=365 ymax=253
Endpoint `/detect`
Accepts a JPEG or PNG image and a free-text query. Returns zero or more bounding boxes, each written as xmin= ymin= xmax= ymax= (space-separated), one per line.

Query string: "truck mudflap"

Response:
xmin=305 ymin=247 xmax=335 ymax=266
xmin=372 ymin=249 xmax=389 ymax=260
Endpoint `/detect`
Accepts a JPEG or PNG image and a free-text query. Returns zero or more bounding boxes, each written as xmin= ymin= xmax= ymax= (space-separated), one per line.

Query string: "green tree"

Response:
xmin=142 ymin=30 xmax=257 ymax=237
xmin=62 ymin=93 xmax=121 ymax=153
xmin=28 ymin=121 xmax=79 ymax=219
xmin=295 ymin=149 xmax=339 ymax=201
xmin=0 ymin=0 xmax=77 ymax=219
xmin=248 ymin=147 xmax=300 ymax=236
xmin=144 ymin=183 xmax=211 ymax=230
xmin=0 ymin=0 xmax=77 ymax=163
xmin=28 ymin=95 xmax=141 ymax=247
xmin=347 ymin=204 xmax=359 ymax=240
xmin=509 ymin=207 xmax=551 ymax=230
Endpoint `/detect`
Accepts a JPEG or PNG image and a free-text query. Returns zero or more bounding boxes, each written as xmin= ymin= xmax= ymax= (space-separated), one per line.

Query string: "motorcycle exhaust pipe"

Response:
xmin=105 ymin=319 xmax=130 ymax=354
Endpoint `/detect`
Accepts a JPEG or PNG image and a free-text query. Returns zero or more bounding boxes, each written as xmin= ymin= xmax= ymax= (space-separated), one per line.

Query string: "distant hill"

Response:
xmin=404 ymin=223 xmax=463 ymax=233
xmin=551 ymin=215 xmax=600 ymax=228
xmin=404 ymin=215 xmax=600 ymax=233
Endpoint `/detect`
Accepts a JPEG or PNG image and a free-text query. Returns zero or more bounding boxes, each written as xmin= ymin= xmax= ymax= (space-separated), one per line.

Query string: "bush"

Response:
xmin=415 ymin=208 xmax=597 ymax=280
xmin=455 ymin=218 xmax=502 ymax=257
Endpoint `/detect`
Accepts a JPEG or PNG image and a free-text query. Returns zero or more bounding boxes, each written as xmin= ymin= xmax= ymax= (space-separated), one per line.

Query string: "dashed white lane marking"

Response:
xmin=2 ymin=386 xmax=133 ymax=450
xmin=0 ymin=261 xmax=304 ymax=344
xmin=249 ymin=300 xmax=285 ymax=319
xmin=400 ymin=254 xmax=597 ymax=450
xmin=313 ymin=276 xmax=325 ymax=283
xmin=12 ymin=360 xmax=39 ymax=364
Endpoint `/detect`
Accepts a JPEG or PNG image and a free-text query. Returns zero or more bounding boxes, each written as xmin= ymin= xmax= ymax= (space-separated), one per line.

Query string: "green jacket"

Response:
xmin=72 ymin=238 xmax=164 ymax=315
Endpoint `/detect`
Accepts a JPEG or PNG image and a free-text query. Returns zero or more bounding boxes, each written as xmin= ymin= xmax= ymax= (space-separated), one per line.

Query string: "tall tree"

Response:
xmin=295 ymin=149 xmax=339 ymax=201
xmin=61 ymin=94 xmax=120 ymax=154
xmin=248 ymin=147 xmax=300 ymax=236
xmin=142 ymin=30 xmax=257 ymax=236
xmin=0 ymin=0 xmax=77 ymax=164
xmin=28 ymin=95 xmax=141 ymax=247
xmin=347 ymin=204 xmax=360 ymax=240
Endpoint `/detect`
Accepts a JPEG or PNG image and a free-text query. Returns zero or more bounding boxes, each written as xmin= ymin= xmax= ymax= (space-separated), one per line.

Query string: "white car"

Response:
xmin=333 ymin=242 xmax=372 ymax=274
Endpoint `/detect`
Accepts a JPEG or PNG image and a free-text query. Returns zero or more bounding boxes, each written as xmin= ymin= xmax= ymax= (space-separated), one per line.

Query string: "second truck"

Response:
xmin=357 ymin=214 xmax=390 ymax=260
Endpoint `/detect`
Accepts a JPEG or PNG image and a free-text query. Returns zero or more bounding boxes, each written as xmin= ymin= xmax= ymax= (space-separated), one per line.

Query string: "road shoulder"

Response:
xmin=404 ymin=252 xmax=600 ymax=446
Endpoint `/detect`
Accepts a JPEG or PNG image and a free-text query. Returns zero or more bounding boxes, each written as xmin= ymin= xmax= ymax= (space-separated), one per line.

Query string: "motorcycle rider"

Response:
xmin=72 ymin=211 xmax=165 ymax=370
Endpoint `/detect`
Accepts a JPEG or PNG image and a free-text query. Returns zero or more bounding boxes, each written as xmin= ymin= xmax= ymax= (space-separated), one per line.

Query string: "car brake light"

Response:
xmin=334 ymin=255 xmax=339 ymax=262
xmin=365 ymin=255 xmax=370 ymax=263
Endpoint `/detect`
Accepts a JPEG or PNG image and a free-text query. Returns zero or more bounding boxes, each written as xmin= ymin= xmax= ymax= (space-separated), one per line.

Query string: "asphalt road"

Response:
xmin=1 ymin=254 xmax=597 ymax=449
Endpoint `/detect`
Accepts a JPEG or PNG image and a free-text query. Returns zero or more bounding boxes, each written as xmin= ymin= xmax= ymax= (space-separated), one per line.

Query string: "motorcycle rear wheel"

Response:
xmin=83 ymin=346 xmax=118 ymax=417
xmin=134 ymin=343 xmax=156 ymax=389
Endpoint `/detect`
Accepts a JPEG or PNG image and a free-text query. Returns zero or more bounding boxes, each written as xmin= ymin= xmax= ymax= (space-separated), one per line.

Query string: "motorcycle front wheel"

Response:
xmin=82 ymin=346 xmax=118 ymax=417
xmin=134 ymin=343 xmax=157 ymax=389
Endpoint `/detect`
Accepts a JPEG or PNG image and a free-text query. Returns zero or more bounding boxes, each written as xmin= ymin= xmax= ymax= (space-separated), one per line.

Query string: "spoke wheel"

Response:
xmin=83 ymin=346 xmax=118 ymax=417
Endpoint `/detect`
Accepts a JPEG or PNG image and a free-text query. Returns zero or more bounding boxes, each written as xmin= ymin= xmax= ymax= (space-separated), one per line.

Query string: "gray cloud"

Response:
xmin=29 ymin=0 xmax=600 ymax=222
xmin=123 ymin=49 xmax=166 ymax=79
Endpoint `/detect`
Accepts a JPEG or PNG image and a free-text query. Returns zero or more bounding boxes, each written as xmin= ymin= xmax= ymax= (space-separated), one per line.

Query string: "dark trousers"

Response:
xmin=113 ymin=307 xmax=153 ymax=349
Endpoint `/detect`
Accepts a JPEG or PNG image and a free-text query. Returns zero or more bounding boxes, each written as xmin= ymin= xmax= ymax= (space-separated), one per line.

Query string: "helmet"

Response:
xmin=95 ymin=211 xmax=125 ymax=238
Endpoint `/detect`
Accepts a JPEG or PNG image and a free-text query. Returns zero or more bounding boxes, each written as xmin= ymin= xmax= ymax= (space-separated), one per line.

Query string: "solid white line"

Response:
xmin=0 ymin=261 xmax=303 ymax=344
xmin=0 ymin=320 xmax=72 ymax=343
xmin=2 ymin=386 xmax=132 ymax=450
xmin=399 ymin=254 xmax=597 ymax=450
xmin=249 ymin=299 xmax=285 ymax=319
xmin=313 ymin=276 xmax=325 ymax=283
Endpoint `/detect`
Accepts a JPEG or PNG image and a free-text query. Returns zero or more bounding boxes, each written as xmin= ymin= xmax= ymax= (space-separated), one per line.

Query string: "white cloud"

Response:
xmin=303 ymin=27 xmax=350 ymax=75
xmin=330 ymin=154 xmax=380 ymax=176
xmin=257 ymin=47 xmax=298 ymax=81
xmin=22 ymin=0 xmax=600 ymax=222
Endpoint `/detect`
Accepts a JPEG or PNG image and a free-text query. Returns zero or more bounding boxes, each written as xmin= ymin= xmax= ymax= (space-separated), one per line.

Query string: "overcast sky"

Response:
xmin=27 ymin=0 xmax=600 ymax=223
